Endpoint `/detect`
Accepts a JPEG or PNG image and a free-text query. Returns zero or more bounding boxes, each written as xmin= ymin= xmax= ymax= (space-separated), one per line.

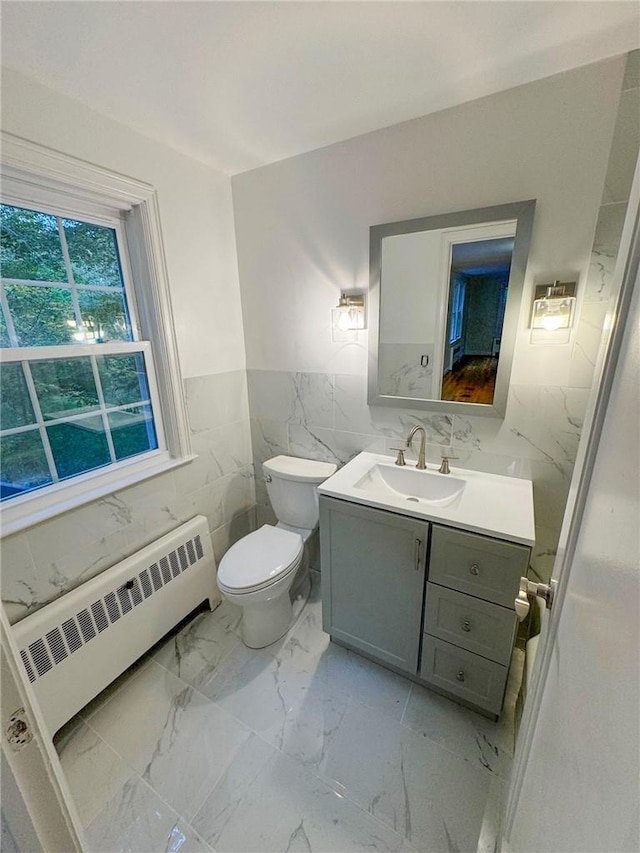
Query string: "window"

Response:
xmin=449 ymin=275 xmax=466 ymax=343
xmin=0 ymin=133 xmax=191 ymax=534
xmin=1 ymin=201 xmax=164 ymax=502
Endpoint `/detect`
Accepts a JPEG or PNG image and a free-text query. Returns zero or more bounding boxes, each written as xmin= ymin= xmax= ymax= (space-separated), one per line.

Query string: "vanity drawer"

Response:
xmin=429 ymin=525 xmax=529 ymax=608
xmin=420 ymin=635 xmax=507 ymax=715
xmin=424 ymin=583 xmax=516 ymax=665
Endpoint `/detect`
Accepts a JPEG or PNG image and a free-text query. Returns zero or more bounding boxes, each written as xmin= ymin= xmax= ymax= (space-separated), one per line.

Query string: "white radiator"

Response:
xmin=12 ymin=515 xmax=217 ymax=738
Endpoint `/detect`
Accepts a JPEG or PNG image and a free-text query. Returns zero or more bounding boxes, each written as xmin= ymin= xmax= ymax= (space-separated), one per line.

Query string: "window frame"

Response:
xmin=449 ymin=275 xmax=466 ymax=345
xmin=0 ymin=133 xmax=193 ymax=536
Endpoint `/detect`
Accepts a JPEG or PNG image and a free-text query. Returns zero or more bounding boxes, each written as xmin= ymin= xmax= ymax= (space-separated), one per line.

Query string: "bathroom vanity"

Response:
xmin=318 ymin=452 xmax=535 ymax=719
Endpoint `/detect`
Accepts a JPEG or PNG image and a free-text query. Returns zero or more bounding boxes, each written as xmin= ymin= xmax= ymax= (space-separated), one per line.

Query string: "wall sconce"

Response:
xmin=332 ymin=292 xmax=366 ymax=341
xmin=531 ymin=281 xmax=576 ymax=331
xmin=530 ymin=281 xmax=576 ymax=344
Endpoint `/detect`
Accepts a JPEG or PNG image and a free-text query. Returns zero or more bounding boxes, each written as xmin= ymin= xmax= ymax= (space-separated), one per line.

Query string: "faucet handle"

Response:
xmin=390 ymin=447 xmax=406 ymax=466
xmin=438 ymin=454 xmax=459 ymax=474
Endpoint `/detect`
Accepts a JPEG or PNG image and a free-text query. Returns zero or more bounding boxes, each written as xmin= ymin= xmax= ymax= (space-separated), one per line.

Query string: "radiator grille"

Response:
xmin=19 ymin=534 xmax=206 ymax=685
xmin=62 ymin=618 xmax=82 ymax=653
xmin=20 ymin=649 xmax=36 ymax=684
xmin=46 ymin=628 xmax=68 ymax=664
xmin=91 ymin=600 xmax=109 ymax=633
xmin=29 ymin=638 xmax=53 ymax=677
xmin=139 ymin=569 xmax=152 ymax=599
xmin=117 ymin=585 xmax=133 ymax=615
xmin=77 ymin=609 xmax=96 ymax=643
xmin=160 ymin=555 xmax=172 ymax=585
xmin=131 ymin=578 xmax=143 ymax=607
xmin=150 ymin=563 xmax=162 ymax=591
xmin=178 ymin=545 xmax=188 ymax=572
xmin=169 ymin=550 xmax=180 ymax=578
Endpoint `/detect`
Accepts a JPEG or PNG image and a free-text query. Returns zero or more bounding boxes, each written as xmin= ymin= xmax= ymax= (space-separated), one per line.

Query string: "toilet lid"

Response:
xmin=217 ymin=525 xmax=303 ymax=591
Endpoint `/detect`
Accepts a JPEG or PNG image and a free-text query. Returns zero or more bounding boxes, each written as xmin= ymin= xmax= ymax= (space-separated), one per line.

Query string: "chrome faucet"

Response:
xmin=405 ymin=426 xmax=427 ymax=470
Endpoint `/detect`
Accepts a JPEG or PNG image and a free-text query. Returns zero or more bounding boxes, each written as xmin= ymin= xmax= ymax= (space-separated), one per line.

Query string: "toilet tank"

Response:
xmin=263 ymin=456 xmax=337 ymax=530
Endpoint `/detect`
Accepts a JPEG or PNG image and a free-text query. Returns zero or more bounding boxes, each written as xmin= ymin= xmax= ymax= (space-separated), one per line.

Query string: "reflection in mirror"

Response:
xmin=442 ymin=235 xmax=514 ymax=404
xmin=369 ymin=200 xmax=535 ymax=417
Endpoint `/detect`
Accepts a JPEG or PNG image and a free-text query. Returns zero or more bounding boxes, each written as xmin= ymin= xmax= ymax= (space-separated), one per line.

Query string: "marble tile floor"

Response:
xmin=55 ymin=575 xmax=522 ymax=853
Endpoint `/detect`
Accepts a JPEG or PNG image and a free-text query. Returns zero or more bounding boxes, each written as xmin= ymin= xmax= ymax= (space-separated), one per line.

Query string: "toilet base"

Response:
xmin=239 ymin=570 xmax=311 ymax=649
xmin=241 ymin=591 xmax=293 ymax=648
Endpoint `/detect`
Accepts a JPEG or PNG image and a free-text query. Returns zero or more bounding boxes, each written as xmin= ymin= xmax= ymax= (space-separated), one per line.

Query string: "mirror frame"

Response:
xmin=368 ymin=199 xmax=536 ymax=418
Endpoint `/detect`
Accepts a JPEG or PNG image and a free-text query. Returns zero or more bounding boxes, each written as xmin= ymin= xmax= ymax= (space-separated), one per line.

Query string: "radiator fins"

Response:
xmin=20 ymin=649 xmax=36 ymax=684
xmin=45 ymin=628 xmax=68 ymax=664
xmin=91 ymin=600 xmax=109 ymax=633
xmin=19 ymin=534 xmax=206 ymax=685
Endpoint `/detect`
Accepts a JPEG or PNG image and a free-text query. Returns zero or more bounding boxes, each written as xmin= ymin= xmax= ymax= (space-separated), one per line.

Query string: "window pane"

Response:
xmin=5 ymin=285 xmax=75 ymax=346
xmin=77 ymin=290 xmax=132 ymax=342
xmin=97 ymin=353 xmax=150 ymax=407
xmin=63 ymin=219 xmax=123 ymax=286
xmin=0 ymin=363 xmax=35 ymax=429
xmin=1 ymin=204 xmax=67 ymax=282
xmin=47 ymin=417 xmax=110 ymax=479
xmin=30 ymin=358 xmax=99 ymax=420
xmin=109 ymin=404 xmax=157 ymax=460
xmin=0 ymin=430 xmax=52 ymax=500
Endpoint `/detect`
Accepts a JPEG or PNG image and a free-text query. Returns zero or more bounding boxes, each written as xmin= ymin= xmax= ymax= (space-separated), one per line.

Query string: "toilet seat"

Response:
xmin=217 ymin=524 xmax=303 ymax=594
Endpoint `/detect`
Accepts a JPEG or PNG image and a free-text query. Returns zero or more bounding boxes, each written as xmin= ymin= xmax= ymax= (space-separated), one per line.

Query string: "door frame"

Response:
xmin=502 ymin=156 xmax=640 ymax=845
xmin=1 ymin=604 xmax=84 ymax=851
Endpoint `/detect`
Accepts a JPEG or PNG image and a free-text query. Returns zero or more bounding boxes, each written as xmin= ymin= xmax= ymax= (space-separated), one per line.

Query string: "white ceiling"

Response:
xmin=2 ymin=1 xmax=639 ymax=175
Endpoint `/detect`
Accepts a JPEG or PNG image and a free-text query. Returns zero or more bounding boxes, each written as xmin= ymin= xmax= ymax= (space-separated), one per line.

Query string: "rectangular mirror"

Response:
xmin=368 ymin=200 xmax=536 ymax=417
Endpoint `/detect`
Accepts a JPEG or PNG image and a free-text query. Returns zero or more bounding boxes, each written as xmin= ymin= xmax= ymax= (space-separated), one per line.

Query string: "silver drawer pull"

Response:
xmin=469 ymin=563 xmax=480 ymax=576
xmin=456 ymin=669 xmax=465 ymax=682
xmin=414 ymin=539 xmax=422 ymax=572
xmin=461 ymin=619 xmax=471 ymax=632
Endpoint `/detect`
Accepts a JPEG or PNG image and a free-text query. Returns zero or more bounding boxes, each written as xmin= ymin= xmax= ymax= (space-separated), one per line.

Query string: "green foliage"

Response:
xmin=0 ymin=364 xmax=35 ymax=430
xmin=0 ymin=205 xmax=67 ymax=282
xmin=31 ymin=358 xmax=99 ymax=418
xmin=0 ymin=432 xmax=52 ymax=494
xmin=5 ymin=285 xmax=75 ymax=346
xmin=63 ymin=219 xmax=122 ymax=286
xmin=78 ymin=290 xmax=130 ymax=341
xmin=1 ymin=204 xmax=131 ymax=346
xmin=98 ymin=354 xmax=148 ymax=406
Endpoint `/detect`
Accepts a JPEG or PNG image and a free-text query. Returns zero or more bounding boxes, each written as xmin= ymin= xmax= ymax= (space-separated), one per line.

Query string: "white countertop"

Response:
xmin=318 ymin=452 xmax=536 ymax=547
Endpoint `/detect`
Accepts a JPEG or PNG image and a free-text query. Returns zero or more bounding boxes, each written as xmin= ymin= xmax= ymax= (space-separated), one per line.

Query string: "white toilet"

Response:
xmin=216 ymin=455 xmax=337 ymax=648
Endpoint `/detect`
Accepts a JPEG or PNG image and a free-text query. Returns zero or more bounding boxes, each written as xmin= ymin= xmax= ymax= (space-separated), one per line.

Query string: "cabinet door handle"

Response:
xmin=456 ymin=669 xmax=465 ymax=682
xmin=414 ymin=539 xmax=422 ymax=571
xmin=469 ymin=563 xmax=480 ymax=576
xmin=461 ymin=619 xmax=471 ymax=632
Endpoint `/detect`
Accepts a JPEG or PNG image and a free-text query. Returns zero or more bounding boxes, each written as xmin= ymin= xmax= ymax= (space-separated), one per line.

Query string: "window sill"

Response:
xmin=0 ymin=452 xmax=197 ymax=538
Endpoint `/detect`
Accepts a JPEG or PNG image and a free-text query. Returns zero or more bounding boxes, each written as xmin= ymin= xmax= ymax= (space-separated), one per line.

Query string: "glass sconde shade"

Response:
xmin=531 ymin=295 xmax=576 ymax=330
xmin=531 ymin=283 xmax=576 ymax=331
xmin=332 ymin=293 xmax=366 ymax=339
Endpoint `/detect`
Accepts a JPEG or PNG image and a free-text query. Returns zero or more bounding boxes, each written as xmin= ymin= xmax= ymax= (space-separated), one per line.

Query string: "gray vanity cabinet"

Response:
xmin=320 ymin=495 xmax=532 ymax=718
xmin=320 ymin=497 xmax=428 ymax=674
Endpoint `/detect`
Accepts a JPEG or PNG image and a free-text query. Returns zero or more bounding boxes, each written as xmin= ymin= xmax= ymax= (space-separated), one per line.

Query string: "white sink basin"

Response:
xmin=354 ymin=462 xmax=465 ymax=506
xmin=317 ymin=452 xmax=536 ymax=546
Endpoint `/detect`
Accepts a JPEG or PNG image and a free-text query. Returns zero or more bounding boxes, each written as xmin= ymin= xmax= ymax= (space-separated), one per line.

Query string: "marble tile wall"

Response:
xmin=248 ymin=368 xmax=589 ymax=580
xmin=1 ymin=370 xmax=256 ymax=624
